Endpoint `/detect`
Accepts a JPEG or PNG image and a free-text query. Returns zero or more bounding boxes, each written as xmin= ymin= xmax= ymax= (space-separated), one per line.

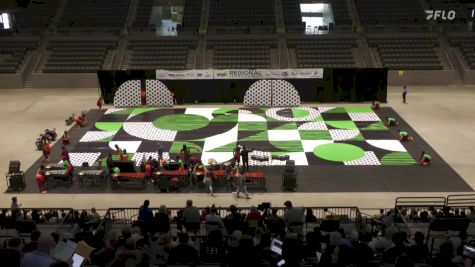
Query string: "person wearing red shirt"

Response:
xmin=141 ymin=90 xmax=146 ymax=106
xmin=120 ymin=149 xmax=128 ymax=161
xmin=97 ymin=96 xmax=103 ymax=111
xmin=180 ymin=145 xmax=190 ymax=167
xmin=61 ymin=146 xmax=69 ymax=161
xmin=36 ymin=165 xmax=46 ymax=193
xmin=42 ymin=141 xmax=51 ymax=162
xmin=145 ymin=157 xmax=153 ymax=184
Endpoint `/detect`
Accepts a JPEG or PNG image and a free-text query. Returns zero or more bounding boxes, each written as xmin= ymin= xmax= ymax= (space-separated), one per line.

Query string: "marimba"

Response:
xmin=77 ymin=170 xmax=106 ymax=187
xmin=111 ymin=172 xmax=146 ymax=190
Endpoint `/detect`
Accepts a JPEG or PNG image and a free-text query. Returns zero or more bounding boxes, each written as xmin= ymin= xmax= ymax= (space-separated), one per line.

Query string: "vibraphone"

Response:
xmin=111 ymin=172 xmax=146 ymax=190
xmin=45 ymin=164 xmax=64 ymax=171
xmin=44 ymin=170 xmax=73 ymax=186
xmin=77 ymin=170 xmax=106 ymax=186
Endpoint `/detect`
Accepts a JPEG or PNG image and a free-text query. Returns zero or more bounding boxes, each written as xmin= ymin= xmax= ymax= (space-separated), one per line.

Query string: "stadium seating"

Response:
xmin=208 ymin=0 xmax=275 ymax=27
xmin=57 ymin=0 xmax=130 ymax=30
xmin=330 ymin=0 xmax=353 ymax=25
xmin=130 ymin=0 xmax=153 ymax=32
xmin=207 ymin=38 xmax=277 ymax=69
xmin=40 ymin=38 xmax=118 ymax=73
xmin=18 ymin=0 xmax=60 ymax=31
xmin=355 ymin=0 xmax=427 ymax=25
xmin=447 ymin=34 xmax=475 ymax=69
xmin=182 ymin=0 xmax=203 ymax=32
xmin=0 ymin=37 xmax=38 ymax=73
xmin=287 ymin=34 xmax=359 ymax=68
xmin=124 ymin=38 xmax=197 ymax=70
xmin=367 ymin=33 xmax=444 ymax=70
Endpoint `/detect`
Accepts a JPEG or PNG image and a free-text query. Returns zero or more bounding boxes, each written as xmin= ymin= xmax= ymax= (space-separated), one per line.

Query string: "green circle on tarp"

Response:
xmin=292 ymin=108 xmax=310 ymax=118
xmin=314 ymin=143 xmax=365 ymax=162
xmin=153 ymin=114 xmax=209 ymax=131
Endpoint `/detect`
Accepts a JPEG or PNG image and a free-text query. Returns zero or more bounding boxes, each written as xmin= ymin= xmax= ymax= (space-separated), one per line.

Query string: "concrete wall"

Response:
xmin=464 ymin=70 xmax=475 ymax=84
xmin=0 ymin=73 xmax=24 ymax=89
xmin=388 ymin=70 xmax=457 ymax=86
xmin=32 ymin=73 xmax=99 ymax=89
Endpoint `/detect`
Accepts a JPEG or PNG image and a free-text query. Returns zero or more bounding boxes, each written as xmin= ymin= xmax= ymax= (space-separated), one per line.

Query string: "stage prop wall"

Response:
xmin=98 ymin=69 xmax=387 ymax=105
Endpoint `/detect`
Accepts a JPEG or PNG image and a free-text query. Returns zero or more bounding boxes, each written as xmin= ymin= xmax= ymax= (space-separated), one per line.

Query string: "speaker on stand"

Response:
xmin=6 ymin=160 xmax=25 ymax=192
xmin=282 ymin=160 xmax=297 ymax=192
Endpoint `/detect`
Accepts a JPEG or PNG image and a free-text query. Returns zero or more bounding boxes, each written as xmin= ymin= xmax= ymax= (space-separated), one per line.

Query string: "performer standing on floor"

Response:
xmin=402 ymin=85 xmax=408 ymax=104
xmin=233 ymin=143 xmax=242 ymax=165
xmin=180 ymin=144 xmax=190 ymax=168
xmin=97 ymin=96 xmax=103 ymax=111
xmin=240 ymin=145 xmax=253 ymax=171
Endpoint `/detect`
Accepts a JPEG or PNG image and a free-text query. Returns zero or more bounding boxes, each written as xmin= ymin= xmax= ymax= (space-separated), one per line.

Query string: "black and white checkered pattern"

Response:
xmin=244 ymin=80 xmax=272 ymax=106
xmin=132 ymin=152 xmax=170 ymax=166
xmin=104 ymin=108 xmax=125 ymax=114
xmin=266 ymin=107 xmax=320 ymax=122
xmin=318 ymin=107 xmax=336 ymax=113
xmin=272 ymin=80 xmax=300 ymax=107
xmin=79 ymin=131 xmax=116 ymax=142
xmin=348 ymin=112 xmax=381 ymax=122
xmin=113 ymin=80 xmax=141 ymax=107
xmin=329 ymin=129 xmax=361 ymax=141
xmin=344 ymin=151 xmax=381 ymax=166
xmin=145 ymin=80 xmax=173 ymax=107
xmin=297 ymin=122 xmax=328 ymax=131
xmin=123 ymin=122 xmax=177 ymax=141
xmin=59 ymin=153 xmax=101 ymax=167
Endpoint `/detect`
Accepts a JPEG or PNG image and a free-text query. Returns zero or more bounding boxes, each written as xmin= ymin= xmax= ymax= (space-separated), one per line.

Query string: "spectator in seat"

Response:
xmin=282 ymin=233 xmax=305 ymax=266
xmin=431 ymin=242 xmax=458 ymax=267
xmin=224 ymin=205 xmax=244 ymax=234
xmin=229 ymin=235 xmax=258 ymax=267
xmin=21 ymin=235 xmax=56 ymax=267
xmin=85 ymin=207 xmax=101 ymax=230
xmin=182 ymin=199 xmax=200 ymax=232
xmin=200 ymin=229 xmax=227 ymax=264
xmin=205 ymin=206 xmax=224 ymax=234
xmin=168 ymin=232 xmax=199 ymax=265
xmin=138 ymin=200 xmax=153 ymax=222
xmin=283 ymin=200 xmax=304 ymax=232
xmin=246 ymin=206 xmax=263 ymax=235
xmin=1 ymin=237 xmax=22 ymax=267
xmin=265 ymin=208 xmax=285 ymax=235
xmin=383 ymin=232 xmax=409 ymax=263
xmin=305 ymin=208 xmax=317 ymax=224
xmin=153 ymin=205 xmax=171 ymax=234
xmin=22 ymin=230 xmax=42 ymax=253
xmin=408 ymin=231 xmax=429 ymax=263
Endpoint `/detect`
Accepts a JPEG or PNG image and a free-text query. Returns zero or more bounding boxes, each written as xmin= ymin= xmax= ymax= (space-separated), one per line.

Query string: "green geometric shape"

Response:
xmin=271 ymin=141 xmax=303 ymax=152
xmin=98 ymin=136 xmax=114 ymax=142
xmin=323 ymin=107 xmax=346 ymax=113
xmin=273 ymin=122 xmax=297 ymax=130
xmin=350 ymin=133 xmax=365 ymax=141
xmin=292 ymin=108 xmax=310 ymax=118
xmin=314 ymin=143 xmax=365 ymax=162
xmin=211 ymin=113 xmax=239 ymax=123
xmin=95 ymin=122 xmax=123 ymax=131
xmin=325 ymin=121 xmax=358 ymax=130
xmin=132 ymin=107 xmax=158 ymax=115
xmin=361 ymin=122 xmax=388 ymax=131
xmin=153 ymin=114 xmax=209 ymax=131
xmin=212 ymin=108 xmax=238 ymax=116
xmin=108 ymin=109 xmax=133 ymax=115
xmin=299 ymin=130 xmax=332 ymax=140
xmin=170 ymin=142 xmax=203 ymax=153
xmin=241 ymin=131 xmax=268 ymax=141
xmin=345 ymin=107 xmax=373 ymax=113
xmin=238 ymin=122 xmax=267 ymax=131
xmin=380 ymin=152 xmax=416 ymax=166
xmin=209 ymin=142 xmax=236 ymax=152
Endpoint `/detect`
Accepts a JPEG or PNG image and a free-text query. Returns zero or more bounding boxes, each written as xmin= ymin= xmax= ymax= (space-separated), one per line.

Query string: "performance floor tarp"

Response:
xmin=18 ymin=106 xmax=471 ymax=193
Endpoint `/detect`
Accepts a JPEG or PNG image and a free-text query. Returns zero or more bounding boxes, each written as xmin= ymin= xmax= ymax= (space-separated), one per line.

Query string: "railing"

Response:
xmin=395 ymin=196 xmax=447 ymax=210
xmin=108 ymin=206 xmax=361 ymax=224
xmin=446 ymin=194 xmax=475 ymax=209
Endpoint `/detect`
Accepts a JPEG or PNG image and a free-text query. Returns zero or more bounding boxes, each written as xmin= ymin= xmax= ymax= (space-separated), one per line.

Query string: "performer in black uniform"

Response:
xmin=240 ymin=145 xmax=253 ymax=171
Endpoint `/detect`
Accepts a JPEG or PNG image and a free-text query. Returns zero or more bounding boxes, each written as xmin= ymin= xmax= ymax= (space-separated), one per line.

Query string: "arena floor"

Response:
xmin=1 ymin=85 xmax=474 ymax=210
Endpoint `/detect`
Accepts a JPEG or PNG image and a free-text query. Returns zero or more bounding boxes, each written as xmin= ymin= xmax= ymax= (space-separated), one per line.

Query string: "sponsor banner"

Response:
xmin=156 ymin=69 xmax=324 ymax=80
xmin=155 ymin=69 xmax=214 ymax=80
xmin=213 ymin=69 xmax=323 ymax=79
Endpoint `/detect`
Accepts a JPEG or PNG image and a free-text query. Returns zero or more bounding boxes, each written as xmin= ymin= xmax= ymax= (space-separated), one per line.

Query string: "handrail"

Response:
xmin=395 ymin=197 xmax=447 ymax=209
xmin=446 ymin=194 xmax=475 ymax=208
